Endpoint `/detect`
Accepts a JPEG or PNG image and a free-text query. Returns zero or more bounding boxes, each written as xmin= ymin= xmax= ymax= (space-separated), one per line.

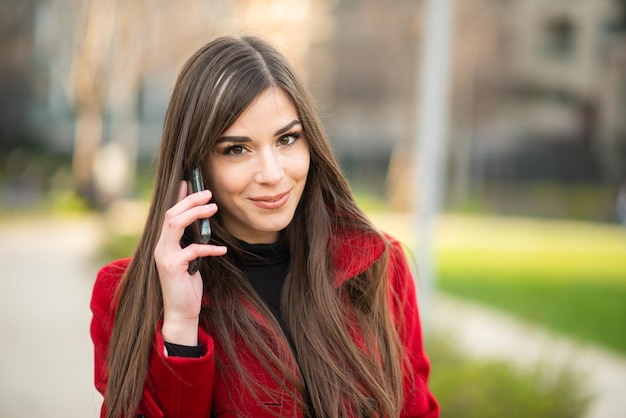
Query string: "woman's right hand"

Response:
xmin=154 ymin=181 xmax=227 ymax=346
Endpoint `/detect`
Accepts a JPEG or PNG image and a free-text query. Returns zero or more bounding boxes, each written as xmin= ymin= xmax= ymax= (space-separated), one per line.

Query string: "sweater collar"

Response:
xmin=235 ymin=238 xmax=290 ymax=267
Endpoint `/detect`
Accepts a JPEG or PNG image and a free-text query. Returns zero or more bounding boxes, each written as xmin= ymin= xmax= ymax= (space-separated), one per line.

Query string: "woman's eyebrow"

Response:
xmin=217 ymin=120 xmax=302 ymax=143
xmin=274 ymin=120 xmax=302 ymax=136
xmin=215 ymin=135 xmax=251 ymax=144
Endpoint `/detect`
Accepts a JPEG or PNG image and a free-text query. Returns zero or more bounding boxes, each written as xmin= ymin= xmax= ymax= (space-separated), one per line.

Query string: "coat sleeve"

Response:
xmin=387 ymin=240 xmax=440 ymax=418
xmin=90 ymin=259 xmax=216 ymax=418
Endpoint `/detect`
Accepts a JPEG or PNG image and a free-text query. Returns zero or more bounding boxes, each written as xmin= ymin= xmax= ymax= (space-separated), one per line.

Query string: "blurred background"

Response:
xmin=0 ymin=0 xmax=625 ymax=417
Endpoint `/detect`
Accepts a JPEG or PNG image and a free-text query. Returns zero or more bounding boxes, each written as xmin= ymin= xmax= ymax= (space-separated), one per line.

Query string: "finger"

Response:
xmin=155 ymin=241 xmax=225 ymax=271
xmin=156 ymin=204 xmax=217 ymax=258
xmin=183 ymin=243 xmax=228 ymax=259
xmin=186 ymin=244 xmax=228 ymax=275
xmin=183 ymin=246 xmax=228 ymax=274
xmin=166 ymin=188 xmax=213 ymax=220
xmin=158 ymin=244 xmax=227 ymax=277
xmin=164 ymin=203 xmax=218 ymax=237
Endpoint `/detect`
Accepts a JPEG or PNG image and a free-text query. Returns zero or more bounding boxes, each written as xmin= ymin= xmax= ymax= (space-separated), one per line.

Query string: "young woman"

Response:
xmin=90 ymin=35 xmax=439 ymax=418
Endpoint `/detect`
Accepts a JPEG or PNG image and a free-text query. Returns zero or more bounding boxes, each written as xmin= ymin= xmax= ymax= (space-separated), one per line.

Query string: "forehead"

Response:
xmin=223 ymin=87 xmax=299 ymax=134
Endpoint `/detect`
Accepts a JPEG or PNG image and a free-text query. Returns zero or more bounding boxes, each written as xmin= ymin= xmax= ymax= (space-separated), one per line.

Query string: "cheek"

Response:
xmin=208 ymin=165 xmax=247 ymax=201
xmin=292 ymin=148 xmax=311 ymax=180
xmin=297 ymin=162 xmax=310 ymax=182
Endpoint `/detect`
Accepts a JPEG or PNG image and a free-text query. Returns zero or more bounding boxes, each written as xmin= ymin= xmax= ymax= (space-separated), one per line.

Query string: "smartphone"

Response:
xmin=184 ymin=167 xmax=211 ymax=274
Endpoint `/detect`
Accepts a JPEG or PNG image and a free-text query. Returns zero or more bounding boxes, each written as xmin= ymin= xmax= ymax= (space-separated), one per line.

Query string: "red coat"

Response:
xmin=90 ymin=230 xmax=439 ymax=417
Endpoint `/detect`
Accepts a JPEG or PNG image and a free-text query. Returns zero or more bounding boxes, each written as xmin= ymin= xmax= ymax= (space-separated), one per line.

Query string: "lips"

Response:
xmin=249 ymin=190 xmax=291 ymax=209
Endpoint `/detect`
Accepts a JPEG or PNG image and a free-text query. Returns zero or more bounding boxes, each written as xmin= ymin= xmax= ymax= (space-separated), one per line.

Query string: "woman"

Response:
xmin=90 ymin=35 xmax=439 ymax=418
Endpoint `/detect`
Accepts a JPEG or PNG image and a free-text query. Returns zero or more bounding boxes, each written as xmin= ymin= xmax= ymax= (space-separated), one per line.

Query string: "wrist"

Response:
xmin=162 ymin=315 xmax=199 ymax=346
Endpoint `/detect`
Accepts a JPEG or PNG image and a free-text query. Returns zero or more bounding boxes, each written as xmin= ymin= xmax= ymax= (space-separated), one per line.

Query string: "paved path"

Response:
xmin=0 ymin=214 xmax=623 ymax=417
xmin=0 ymin=216 xmax=103 ymax=417
xmin=431 ymin=295 xmax=626 ymax=418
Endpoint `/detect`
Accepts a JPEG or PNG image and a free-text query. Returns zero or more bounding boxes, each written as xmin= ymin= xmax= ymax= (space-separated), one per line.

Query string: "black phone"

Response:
xmin=184 ymin=167 xmax=211 ymax=274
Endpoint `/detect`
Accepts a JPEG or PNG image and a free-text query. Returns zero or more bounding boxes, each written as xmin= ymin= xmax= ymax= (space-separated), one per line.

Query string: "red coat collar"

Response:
xmin=329 ymin=228 xmax=387 ymax=287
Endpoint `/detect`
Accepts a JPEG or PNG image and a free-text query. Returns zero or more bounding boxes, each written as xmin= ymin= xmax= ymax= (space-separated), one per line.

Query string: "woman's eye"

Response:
xmin=224 ymin=145 xmax=248 ymax=155
xmin=278 ymin=133 xmax=300 ymax=146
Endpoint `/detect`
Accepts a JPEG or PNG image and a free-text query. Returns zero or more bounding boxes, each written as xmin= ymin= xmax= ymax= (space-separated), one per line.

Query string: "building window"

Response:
xmin=543 ymin=17 xmax=576 ymax=60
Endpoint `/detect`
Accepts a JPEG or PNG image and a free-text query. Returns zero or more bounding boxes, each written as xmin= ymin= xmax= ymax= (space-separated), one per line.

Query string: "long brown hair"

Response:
xmin=105 ymin=35 xmax=404 ymax=418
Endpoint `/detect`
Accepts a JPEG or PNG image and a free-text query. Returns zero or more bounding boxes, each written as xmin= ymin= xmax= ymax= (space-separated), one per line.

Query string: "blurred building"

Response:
xmin=0 ymin=0 xmax=37 ymax=151
xmin=321 ymin=0 xmax=626 ymax=219
xmin=451 ymin=0 xmax=626 ymax=187
xmin=322 ymin=0 xmax=419 ymax=197
xmin=3 ymin=0 xmax=626 ymax=219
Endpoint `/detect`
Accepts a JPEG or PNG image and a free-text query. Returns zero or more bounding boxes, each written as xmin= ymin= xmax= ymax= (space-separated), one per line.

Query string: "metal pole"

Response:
xmin=412 ymin=0 xmax=455 ymax=327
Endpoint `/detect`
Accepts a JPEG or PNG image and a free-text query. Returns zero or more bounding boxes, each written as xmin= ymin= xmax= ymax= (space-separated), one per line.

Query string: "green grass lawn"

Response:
xmin=435 ymin=215 xmax=626 ymax=354
xmin=368 ymin=210 xmax=626 ymax=354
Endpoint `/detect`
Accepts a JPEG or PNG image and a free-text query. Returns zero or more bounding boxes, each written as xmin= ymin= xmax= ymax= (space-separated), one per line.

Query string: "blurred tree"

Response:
xmin=0 ymin=0 xmax=37 ymax=151
xmin=39 ymin=0 xmax=330 ymax=207
xmin=326 ymin=0 xmax=419 ymax=209
xmin=609 ymin=0 xmax=626 ymax=31
xmin=42 ymin=0 xmax=230 ymax=205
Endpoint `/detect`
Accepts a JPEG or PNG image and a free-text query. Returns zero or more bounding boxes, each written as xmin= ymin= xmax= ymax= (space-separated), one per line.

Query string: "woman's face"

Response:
xmin=206 ymin=87 xmax=310 ymax=244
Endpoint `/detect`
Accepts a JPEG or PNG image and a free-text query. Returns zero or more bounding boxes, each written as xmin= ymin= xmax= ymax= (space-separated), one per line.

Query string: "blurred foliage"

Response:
xmin=133 ymin=158 xmax=157 ymax=200
xmin=0 ymin=150 xmax=157 ymax=217
xmin=46 ymin=189 xmax=91 ymax=215
xmin=436 ymin=216 xmax=626 ymax=353
xmin=0 ymin=147 xmax=92 ymax=216
xmin=449 ymin=181 xmax=619 ymax=222
xmin=426 ymin=333 xmax=593 ymax=418
xmin=352 ymin=188 xmax=392 ymax=214
xmin=99 ymin=232 xmax=139 ymax=262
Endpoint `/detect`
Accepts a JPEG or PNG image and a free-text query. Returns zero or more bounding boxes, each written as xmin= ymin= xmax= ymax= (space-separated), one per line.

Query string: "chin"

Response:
xmin=259 ymin=215 xmax=294 ymax=234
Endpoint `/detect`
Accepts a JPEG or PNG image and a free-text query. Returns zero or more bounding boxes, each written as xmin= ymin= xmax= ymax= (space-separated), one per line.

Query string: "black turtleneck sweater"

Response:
xmin=238 ymin=239 xmax=290 ymax=325
xmin=164 ymin=239 xmax=290 ymax=358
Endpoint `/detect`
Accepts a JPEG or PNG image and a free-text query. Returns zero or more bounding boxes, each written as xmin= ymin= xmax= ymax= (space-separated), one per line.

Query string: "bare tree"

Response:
xmin=44 ymin=0 xmax=229 ymax=205
xmin=39 ymin=0 xmax=332 ymax=205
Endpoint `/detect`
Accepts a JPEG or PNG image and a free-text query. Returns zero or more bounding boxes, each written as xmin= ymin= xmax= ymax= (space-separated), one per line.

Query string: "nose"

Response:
xmin=254 ymin=148 xmax=284 ymax=185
